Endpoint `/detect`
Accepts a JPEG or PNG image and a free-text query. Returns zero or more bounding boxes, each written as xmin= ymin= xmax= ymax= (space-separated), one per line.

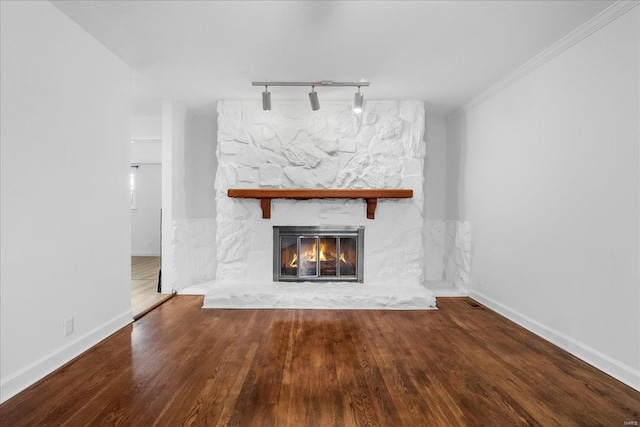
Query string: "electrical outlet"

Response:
xmin=64 ymin=317 xmax=74 ymax=337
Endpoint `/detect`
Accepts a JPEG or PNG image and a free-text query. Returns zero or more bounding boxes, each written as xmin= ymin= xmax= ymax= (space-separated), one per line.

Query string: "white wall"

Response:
xmin=131 ymin=164 xmax=162 ymax=256
xmin=423 ymin=117 xmax=448 ymax=285
xmin=423 ymin=117 xmax=471 ymax=292
xmin=184 ymin=104 xmax=217 ymax=219
xmin=448 ymin=6 xmax=639 ymax=389
xmin=0 ymin=1 xmax=132 ymax=402
xmin=174 ymin=105 xmax=217 ymax=291
xmin=424 ymin=117 xmax=447 ymax=219
xmin=131 ymin=141 xmax=161 ymax=164
xmin=162 ymin=101 xmax=217 ymax=292
xmin=132 ymin=115 xmax=161 ymax=141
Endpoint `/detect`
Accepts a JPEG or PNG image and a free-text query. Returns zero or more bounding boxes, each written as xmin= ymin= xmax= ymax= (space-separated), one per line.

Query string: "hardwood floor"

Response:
xmin=131 ymin=256 xmax=166 ymax=316
xmin=1 ymin=297 xmax=638 ymax=426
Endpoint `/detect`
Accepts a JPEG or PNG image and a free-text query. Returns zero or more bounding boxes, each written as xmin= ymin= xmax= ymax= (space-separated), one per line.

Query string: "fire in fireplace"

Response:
xmin=273 ymin=226 xmax=364 ymax=282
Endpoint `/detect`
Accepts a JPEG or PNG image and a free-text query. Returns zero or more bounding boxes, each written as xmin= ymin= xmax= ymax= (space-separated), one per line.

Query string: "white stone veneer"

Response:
xmin=425 ymin=220 xmax=471 ymax=295
xmin=203 ymin=100 xmax=436 ymax=309
xmin=172 ymin=218 xmax=217 ymax=291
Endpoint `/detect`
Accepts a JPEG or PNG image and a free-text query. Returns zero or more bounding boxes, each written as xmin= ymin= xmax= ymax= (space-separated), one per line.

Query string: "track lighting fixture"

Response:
xmin=251 ymin=81 xmax=370 ymax=112
xmin=309 ymin=85 xmax=320 ymax=111
xmin=262 ymin=85 xmax=271 ymax=111
xmin=353 ymin=85 xmax=364 ymax=113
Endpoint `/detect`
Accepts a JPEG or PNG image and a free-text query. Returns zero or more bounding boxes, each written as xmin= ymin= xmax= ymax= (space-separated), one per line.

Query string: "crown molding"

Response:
xmin=446 ymin=0 xmax=639 ymax=122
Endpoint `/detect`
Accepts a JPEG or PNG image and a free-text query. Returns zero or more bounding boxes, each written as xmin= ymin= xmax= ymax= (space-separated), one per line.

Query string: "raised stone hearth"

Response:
xmin=202 ymin=100 xmax=436 ymax=309
xmin=203 ymin=281 xmax=436 ymax=309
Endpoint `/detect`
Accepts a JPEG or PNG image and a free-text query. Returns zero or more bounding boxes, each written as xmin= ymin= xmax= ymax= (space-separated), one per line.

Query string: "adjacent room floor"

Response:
xmin=131 ymin=256 xmax=165 ymax=317
xmin=1 ymin=296 xmax=637 ymax=426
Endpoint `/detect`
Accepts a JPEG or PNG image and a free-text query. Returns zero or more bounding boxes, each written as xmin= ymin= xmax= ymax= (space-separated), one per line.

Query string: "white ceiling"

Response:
xmin=52 ymin=0 xmax=613 ymax=117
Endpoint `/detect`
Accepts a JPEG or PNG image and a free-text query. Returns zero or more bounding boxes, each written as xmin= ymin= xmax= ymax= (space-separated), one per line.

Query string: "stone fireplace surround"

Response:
xmin=202 ymin=100 xmax=437 ymax=309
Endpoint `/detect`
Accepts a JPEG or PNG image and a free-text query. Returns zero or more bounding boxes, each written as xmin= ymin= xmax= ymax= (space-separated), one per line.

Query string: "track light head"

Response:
xmin=262 ymin=85 xmax=271 ymax=111
xmin=309 ymin=86 xmax=320 ymax=111
xmin=353 ymin=86 xmax=364 ymax=113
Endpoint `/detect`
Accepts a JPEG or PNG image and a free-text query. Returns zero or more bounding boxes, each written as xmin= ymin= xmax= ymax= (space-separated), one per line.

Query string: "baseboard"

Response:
xmin=131 ymin=252 xmax=160 ymax=257
xmin=430 ymin=288 xmax=470 ymax=297
xmin=0 ymin=310 xmax=133 ymax=404
xmin=425 ymin=280 xmax=470 ymax=297
xmin=469 ymin=289 xmax=640 ymax=392
xmin=178 ymin=284 xmax=209 ymax=295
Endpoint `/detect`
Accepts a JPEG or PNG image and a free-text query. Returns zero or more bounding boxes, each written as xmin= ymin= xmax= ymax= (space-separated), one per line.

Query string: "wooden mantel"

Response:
xmin=227 ymin=188 xmax=413 ymax=219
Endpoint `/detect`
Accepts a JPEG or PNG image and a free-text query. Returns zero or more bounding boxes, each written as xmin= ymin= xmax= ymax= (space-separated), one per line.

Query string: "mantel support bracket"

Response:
xmin=260 ymin=198 xmax=272 ymax=219
xmin=366 ymin=198 xmax=378 ymax=219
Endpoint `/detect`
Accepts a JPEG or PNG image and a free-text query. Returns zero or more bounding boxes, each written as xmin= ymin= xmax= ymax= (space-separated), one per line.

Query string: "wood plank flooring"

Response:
xmin=1 ymin=297 xmax=638 ymax=426
xmin=131 ymin=256 xmax=165 ymax=316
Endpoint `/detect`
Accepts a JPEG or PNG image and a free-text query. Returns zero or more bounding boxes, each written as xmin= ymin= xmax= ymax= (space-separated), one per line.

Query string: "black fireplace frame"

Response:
xmin=273 ymin=226 xmax=364 ymax=282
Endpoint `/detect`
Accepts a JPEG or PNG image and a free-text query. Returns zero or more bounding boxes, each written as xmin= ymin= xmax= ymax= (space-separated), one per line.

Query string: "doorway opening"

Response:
xmin=130 ymin=146 xmax=167 ymax=318
xmin=131 ymin=255 xmax=165 ymax=317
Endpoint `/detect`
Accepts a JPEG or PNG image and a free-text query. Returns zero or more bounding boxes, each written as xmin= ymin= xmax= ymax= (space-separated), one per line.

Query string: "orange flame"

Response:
xmin=289 ymin=241 xmax=344 ymax=268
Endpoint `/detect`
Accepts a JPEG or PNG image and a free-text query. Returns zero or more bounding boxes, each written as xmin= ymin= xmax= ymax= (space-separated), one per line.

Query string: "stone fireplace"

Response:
xmin=202 ymin=100 xmax=437 ymax=309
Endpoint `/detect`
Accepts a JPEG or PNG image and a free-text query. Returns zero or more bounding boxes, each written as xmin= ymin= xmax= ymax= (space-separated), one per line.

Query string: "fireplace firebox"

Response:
xmin=273 ymin=226 xmax=364 ymax=282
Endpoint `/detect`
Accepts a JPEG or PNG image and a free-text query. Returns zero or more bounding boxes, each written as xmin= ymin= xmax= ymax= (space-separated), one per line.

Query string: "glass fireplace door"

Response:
xmin=274 ymin=226 xmax=364 ymax=282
